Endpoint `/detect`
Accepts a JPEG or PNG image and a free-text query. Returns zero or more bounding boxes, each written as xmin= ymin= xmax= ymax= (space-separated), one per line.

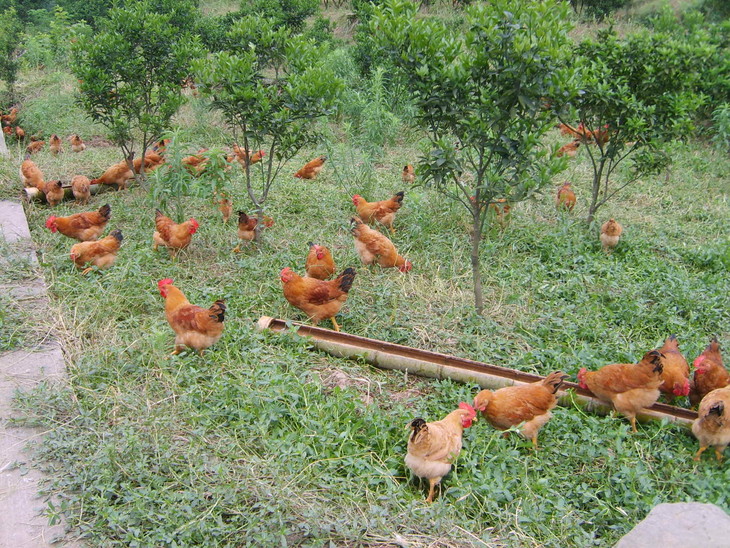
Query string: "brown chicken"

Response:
xmin=157 ymin=278 xmax=226 ymax=356
xmin=43 ymin=180 xmax=65 ymax=207
xmin=578 ymin=350 xmax=664 ymax=433
xmin=45 ymin=204 xmax=111 ymax=241
xmin=405 ymin=402 xmax=477 ymax=503
xmin=232 ymin=211 xmax=274 ymax=252
xmin=14 ymin=127 xmax=25 ymax=141
xmin=70 ymin=229 xmax=123 ymax=275
xmin=489 ymin=199 xmax=512 ymax=228
xmin=232 ymin=146 xmax=265 ymax=168
xmin=1 ymin=107 xmax=18 ymax=127
xmin=91 ymin=160 xmax=135 ymax=190
xmin=402 ymin=164 xmax=415 ymax=184
xmin=351 ymin=217 xmax=412 ymax=272
xmin=133 ymin=151 xmax=165 ymax=174
xmin=218 ymin=195 xmax=233 ymax=224
xmin=152 ymin=138 xmax=171 ymax=154
xmin=19 ymin=157 xmax=45 ymax=189
xmin=473 ymin=371 xmax=568 ymax=450
xmin=600 ymin=218 xmax=622 ymax=252
xmin=69 ymin=134 xmax=86 ymax=152
xmin=556 ymin=182 xmax=576 ymax=212
xmin=71 ymin=175 xmax=91 ymax=205
xmin=556 ymin=140 xmax=581 ymax=158
xmin=352 ymin=191 xmax=404 ymax=234
xmin=280 ymin=267 xmax=356 ymax=332
xmin=49 ymin=134 xmax=63 ymax=155
xmin=153 ymin=210 xmax=200 ymax=257
xmin=305 ymin=242 xmax=335 ymax=280
xmin=692 ymin=385 xmax=730 ymax=462
xmin=293 ymin=155 xmax=326 ymax=180
xmin=26 ymin=139 xmax=45 ymax=154
xmin=655 ymin=335 xmax=690 ymax=403
xmin=690 ymin=338 xmax=730 ymax=408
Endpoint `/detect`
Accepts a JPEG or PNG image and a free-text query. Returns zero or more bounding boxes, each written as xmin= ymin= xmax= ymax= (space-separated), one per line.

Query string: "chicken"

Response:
xmin=489 ymin=199 xmax=511 ymax=228
xmin=45 ymin=204 xmax=111 ymax=241
xmin=1 ymin=107 xmax=18 ymax=127
xmin=690 ymin=338 xmax=730 ymax=408
xmin=69 ymin=134 xmax=86 ymax=152
xmin=577 ymin=350 xmax=664 ymax=433
xmin=692 ymin=386 xmax=730 ymax=462
xmin=352 ymin=191 xmax=404 ymax=234
xmin=25 ymin=139 xmax=45 ymax=154
xmin=19 ymin=157 xmax=45 ymax=189
xmin=557 ymin=122 xmax=581 ymax=137
xmin=232 ymin=211 xmax=273 ymax=252
xmin=152 ymin=138 xmax=171 ymax=154
xmin=43 ymin=180 xmax=65 ymax=207
xmin=2 ymin=126 xmax=10 ymax=135
xmin=157 ymin=278 xmax=226 ymax=356
xmin=350 ymin=216 xmax=412 ymax=272
xmin=600 ymin=218 xmax=622 ymax=252
xmin=70 ymin=229 xmax=123 ymax=275
xmin=556 ymin=182 xmax=576 ymax=212
xmin=14 ymin=127 xmax=25 ymax=141
xmin=232 ymin=146 xmax=265 ymax=168
xmin=556 ymin=140 xmax=581 ymax=158
xmin=655 ymin=335 xmax=690 ymax=403
xmin=91 ymin=160 xmax=135 ymax=190
xmin=133 ymin=151 xmax=165 ymax=174
xmin=305 ymin=242 xmax=335 ymax=280
xmin=405 ymin=402 xmax=477 ymax=503
xmin=49 ymin=134 xmax=62 ymax=155
xmin=218 ymin=196 xmax=232 ymax=224
xmin=473 ymin=371 xmax=567 ymax=450
xmin=71 ymin=175 xmax=91 ymax=205
xmin=153 ymin=210 xmax=199 ymax=257
xmin=293 ymin=155 xmax=326 ymax=180
xmin=280 ymin=266 xmax=356 ymax=332
xmin=402 ymin=164 xmax=415 ymax=184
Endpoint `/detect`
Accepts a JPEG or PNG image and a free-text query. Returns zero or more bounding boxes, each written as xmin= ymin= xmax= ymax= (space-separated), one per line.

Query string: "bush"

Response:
xmin=569 ymin=0 xmax=630 ymax=19
xmin=710 ymin=103 xmax=730 ymax=150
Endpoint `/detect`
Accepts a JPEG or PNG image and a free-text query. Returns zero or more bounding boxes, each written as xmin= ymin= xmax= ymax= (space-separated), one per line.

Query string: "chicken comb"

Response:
xmin=45 ymin=216 xmax=57 ymax=229
xmin=458 ymin=401 xmax=476 ymax=418
xmin=157 ymin=278 xmax=174 ymax=289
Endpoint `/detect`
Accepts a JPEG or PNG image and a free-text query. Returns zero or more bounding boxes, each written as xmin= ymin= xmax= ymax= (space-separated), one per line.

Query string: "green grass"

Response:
xmin=2 ymin=27 xmax=730 ymax=548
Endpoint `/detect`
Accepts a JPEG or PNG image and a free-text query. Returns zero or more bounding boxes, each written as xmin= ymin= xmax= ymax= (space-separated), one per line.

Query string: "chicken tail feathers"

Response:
xmin=709 ymin=401 xmax=725 ymax=417
xmin=409 ymin=418 xmax=427 ymax=441
xmin=336 ymin=268 xmax=356 ymax=293
xmin=110 ymin=229 xmax=123 ymax=242
xmin=208 ymin=300 xmax=226 ymax=323
xmin=99 ymin=204 xmax=111 ymax=220
xmin=542 ymin=371 xmax=569 ymax=394
xmin=394 ymin=191 xmax=405 ymax=203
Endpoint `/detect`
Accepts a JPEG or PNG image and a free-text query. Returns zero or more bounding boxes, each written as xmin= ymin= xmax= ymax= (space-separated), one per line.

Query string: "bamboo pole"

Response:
xmin=256 ymin=316 xmax=697 ymax=429
xmin=22 ymin=182 xmax=121 ymax=203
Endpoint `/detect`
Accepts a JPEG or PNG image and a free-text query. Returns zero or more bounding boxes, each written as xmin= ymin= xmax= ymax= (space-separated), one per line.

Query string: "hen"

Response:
xmin=305 ymin=242 xmax=335 ymax=280
xmin=46 ymin=204 xmax=111 ymax=242
xmin=232 ymin=146 xmax=265 ymax=168
xmin=91 ymin=160 xmax=134 ymax=190
xmin=352 ymin=191 xmax=404 ymax=234
xmin=350 ymin=217 xmax=412 ymax=272
xmin=157 ymin=278 xmax=226 ymax=356
xmin=71 ymin=175 xmax=91 ymax=205
xmin=280 ymin=267 xmax=356 ymax=332
xmin=402 ymin=164 xmax=415 ymax=184
xmin=489 ymin=199 xmax=511 ymax=228
xmin=600 ymin=218 xmax=622 ymax=252
xmin=70 ymin=229 xmax=123 ymax=275
xmin=557 ymin=140 xmax=581 ymax=158
xmin=43 ymin=180 xmax=65 ymax=207
xmin=293 ymin=155 xmax=326 ymax=180
xmin=690 ymin=338 xmax=730 ymax=408
xmin=232 ymin=211 xmax=273 ymax=252
xmin=19 ymin=157 xmax=45 ymax=189
xmin=556 ymin=182 xmax=576 ymax=212
xmin=405 ymin=402 xmax=477 ymax=503
xmin=153 ymin=210 xmax=199 ymax=257
xmin=25 ymin=139 xmax=45 ymax=154
xmin=578 ymin=350 xmax=664 ymax=433
xmin=133 ymin=151 xmax=165 ymax=174
xmin=49 ymin=134 xmax=62 ymax=155
xmin=692 ymin=385 xmax=730 ymax=462
xmin=655 ymin=335 xmax=690 ymax=403
xmin=473 ymin=371 xmax=567 ymax=450
xmin=70 ymin=134 xmax=86 ymax=152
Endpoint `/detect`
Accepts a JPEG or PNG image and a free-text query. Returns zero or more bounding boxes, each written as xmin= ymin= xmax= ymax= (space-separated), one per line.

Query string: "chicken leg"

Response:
xmin=425 ymin=477 xmax=439 ymax=503
xmin=694 ymin=446 xmax=708 ymax=461
xmin=330 ymin=317 xmax=341 ymax=332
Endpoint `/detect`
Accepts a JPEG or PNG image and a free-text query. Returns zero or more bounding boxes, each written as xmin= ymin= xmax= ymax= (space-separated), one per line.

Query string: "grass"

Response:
xmin=2 ymin=12 xmax=730 ymax=548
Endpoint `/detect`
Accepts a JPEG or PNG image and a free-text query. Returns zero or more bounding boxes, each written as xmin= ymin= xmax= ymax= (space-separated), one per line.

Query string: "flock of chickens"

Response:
xmin=7 ymin=105 xmax=728 ymax=504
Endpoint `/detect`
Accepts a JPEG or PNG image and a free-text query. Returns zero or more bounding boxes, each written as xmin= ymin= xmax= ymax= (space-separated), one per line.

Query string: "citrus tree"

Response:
xmin=373 ymin=0 xmax=574 ymax=313
xmin=194 ymin=16 xmax=342 ymax=240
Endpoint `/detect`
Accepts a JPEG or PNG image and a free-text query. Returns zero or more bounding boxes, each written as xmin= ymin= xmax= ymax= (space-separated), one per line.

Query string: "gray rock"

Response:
xmin=615 ymin=502 xmax=730 ymax=548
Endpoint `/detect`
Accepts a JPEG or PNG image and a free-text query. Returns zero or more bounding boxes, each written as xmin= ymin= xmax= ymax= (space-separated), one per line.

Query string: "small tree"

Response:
xmin=0 ymin=7 xmax=22 ymax=103
xmin=71 ymin=0 xmax=201 ymax=185
xmin=373 ymin=0 xmax=573 ymax=313
xmin=563 ymin=30 xmax=708 ymax=224
xmin=194 ymin=16 xmax=342 ymax=240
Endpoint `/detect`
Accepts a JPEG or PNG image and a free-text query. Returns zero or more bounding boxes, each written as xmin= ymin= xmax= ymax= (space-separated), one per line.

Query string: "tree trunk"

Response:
xmin=470 ymin=215 xmax=484 ymax=314
xmin=586 ymin=160 xmax=605 ymax=225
